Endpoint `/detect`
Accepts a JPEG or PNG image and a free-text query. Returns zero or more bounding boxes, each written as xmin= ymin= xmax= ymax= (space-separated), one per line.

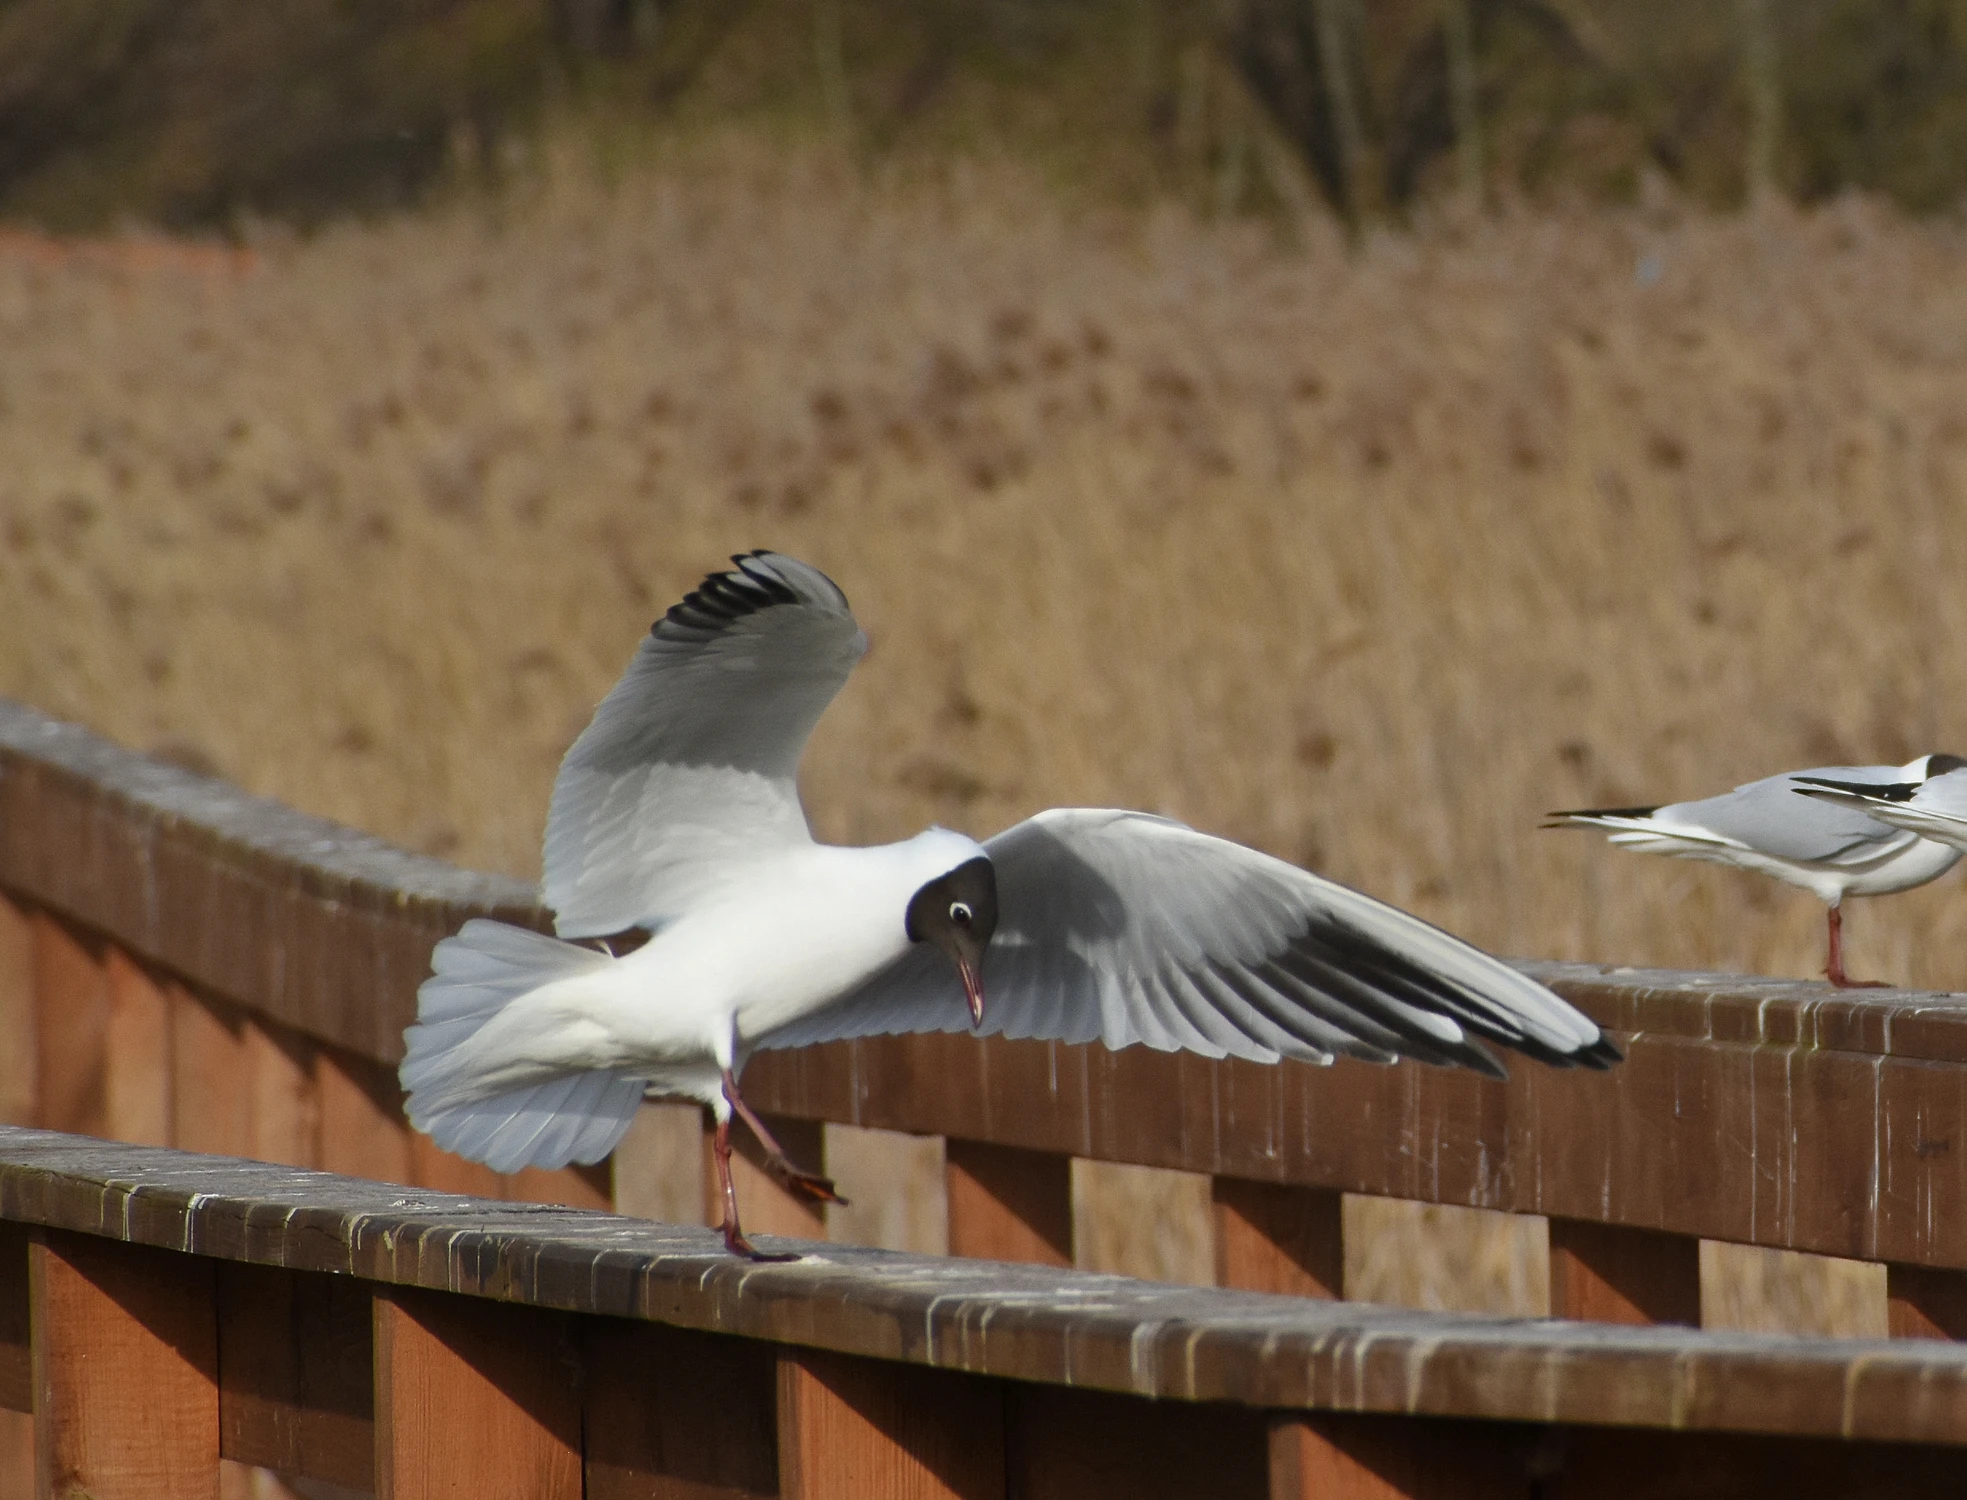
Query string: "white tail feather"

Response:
xmin=401 ymin=919 xmax=645 ymax=1173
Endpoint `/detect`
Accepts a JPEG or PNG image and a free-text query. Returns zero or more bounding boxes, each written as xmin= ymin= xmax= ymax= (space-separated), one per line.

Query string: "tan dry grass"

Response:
xmin=3 ymin=134 xmax=1965 ymax=1323
xmin=6 ymin=136 xmax=1967 ymax=988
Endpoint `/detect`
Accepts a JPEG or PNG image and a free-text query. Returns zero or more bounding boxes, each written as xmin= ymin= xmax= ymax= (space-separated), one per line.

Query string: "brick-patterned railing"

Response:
xmin=3 ymin=696 xmax=1967 ymax=1345
xmin=4 ymin=1128 xmax=1967 ymax=1499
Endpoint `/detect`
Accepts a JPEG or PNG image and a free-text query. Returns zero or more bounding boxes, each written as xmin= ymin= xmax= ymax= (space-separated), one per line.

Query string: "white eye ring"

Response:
xmin=949 ymin=901 xmax=973 ymax=925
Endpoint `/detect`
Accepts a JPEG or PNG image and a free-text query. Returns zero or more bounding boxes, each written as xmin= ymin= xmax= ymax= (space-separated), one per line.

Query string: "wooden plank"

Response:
xmin=1212 ymin=1179 xmax=1342 ymax=1298
xmin=243 ymin=1022 xmax=316 ymax=1168
xmin=408 ymin=1135 xmax=504 ymax=1199
xmin=776 ymin=1347 xmax=1002 ymax=1500
xmin=1008 ymin=1384 xmax=1266 ymax=1500
xmin=373 ymin=1287 xmax=580 ymax=1500
xmin=171 ymin=988 xmax=249 ymax=1157
xmin=1553 ymin=1424 xmax=1967 ymax=1497
xmin=944 ymin=1140 xmax=1071 ymax=1266
xmin=586 ymin=1319 xmax=776 ymax=1499
xmin=0 ymin=1225 xmax=25 ymax=1413
xmin=314 ymin=1047 xmax=413 ymax=1187
xmin=103 ymin=949 xmax=173 ymax=1147
xmin=1266 ymin=1423 xmax=1526 ymax=1500
xmin=0 ymin=1409 xmax=30 ymax=1500
xmin=215 ymin=1262 xmax=371 ymax=1490
xmin=1267 ymin=1414 xmax=1529 ymax=1500
xmin=31 ymin=914 xmax=109 ymax=1138
xmin=506 ymin=1163 xmax=612 ymax=1211
xmin=1548 ymin=1220 xmax=1701 ymax=1326
xmin=0 ymin=897 xmax=35 ymax=1126
xmin=1888 ymin=1264 xmax=1967 ymax=1340
xmin=612 ymin=1101 xmax=709 ymax=1226
xmin=30 ymin=1228 xmax=219 ymax=1499
xmin=705 ymin=1115 xmax=825 ymax=1243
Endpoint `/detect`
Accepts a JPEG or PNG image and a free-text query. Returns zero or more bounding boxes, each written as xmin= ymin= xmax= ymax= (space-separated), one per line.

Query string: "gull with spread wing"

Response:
xmin=1546 ymin=756 xmax=1967 ymax=988
xmin=403 ymin=552 xmax=1619 ymax=1258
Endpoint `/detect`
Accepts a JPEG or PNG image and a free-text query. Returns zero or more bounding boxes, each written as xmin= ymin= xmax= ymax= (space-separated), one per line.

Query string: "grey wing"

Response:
xmin=544 ymin=552 xmax=867 ymax=937
xmin=1660 ymin=766 xmax=1910 ymax=865
xmin=756 ymin=808 xmax=1615 ymax=1076
xmin=1794 ymin=768 xmax=1967 ymax=851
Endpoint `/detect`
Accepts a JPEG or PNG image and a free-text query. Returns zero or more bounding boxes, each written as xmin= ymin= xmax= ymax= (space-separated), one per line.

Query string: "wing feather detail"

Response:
xmin=755 ymin=808 xmax=1615 ymax=1075
xmin=544 ymin=552 xmax=866 ymax=937
xmin=1794 ymin=769 xmax=1967 ymax=853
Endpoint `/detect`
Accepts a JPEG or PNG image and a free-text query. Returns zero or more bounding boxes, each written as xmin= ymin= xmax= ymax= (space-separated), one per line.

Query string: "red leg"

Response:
xmin=712 ymin=1113 xmax=797 ymax=1261
xmin=721 ymin=1068 xmax=847 ymax=1206
xmin=1826 ymin=904 xmax=1889 ymax=989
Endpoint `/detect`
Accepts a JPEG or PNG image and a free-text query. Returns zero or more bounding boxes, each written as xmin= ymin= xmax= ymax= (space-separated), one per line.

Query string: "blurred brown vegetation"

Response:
xmin=3 ymin=135 xmax=1967 ymax=997
xmin=10 ymin=0 xmax=1967 ymax=230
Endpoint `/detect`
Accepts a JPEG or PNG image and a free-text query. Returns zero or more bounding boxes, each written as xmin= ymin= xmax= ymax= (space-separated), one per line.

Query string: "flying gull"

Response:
xmin=1547 ymin=756 xmax=1966 ymax=987
xmin=403 ymin=552 xmax=1620 ymax=1257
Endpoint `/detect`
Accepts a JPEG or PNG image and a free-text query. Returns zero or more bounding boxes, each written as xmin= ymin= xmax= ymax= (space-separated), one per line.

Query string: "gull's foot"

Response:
xmin=722 ymin=1224 xmax=801 ymax=1262
xmin=764 ymin=1156 xmax=848 ymax=1206
xmin=1829 ymin=974 xmax=1892 ymax=990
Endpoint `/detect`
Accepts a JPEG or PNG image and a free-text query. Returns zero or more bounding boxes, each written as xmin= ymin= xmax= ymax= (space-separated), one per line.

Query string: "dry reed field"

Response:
xmin=3 ymin=132 xmax=1966 ymax=1322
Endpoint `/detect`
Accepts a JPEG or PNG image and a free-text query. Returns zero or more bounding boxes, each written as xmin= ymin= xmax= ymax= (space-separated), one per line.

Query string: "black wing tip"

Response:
xmin=1793 ymin=776 xmax=1917 ymax=803
xmin=1928 ymin=752 xmax=1967 ymax=777
xmin=1574 ymin=1034 xmax=1624 ymax=1069
xmin=1545 ymin=806 xmax=1658 ymax=823
xmin=653 ymin=551 xmax=814 ymax=637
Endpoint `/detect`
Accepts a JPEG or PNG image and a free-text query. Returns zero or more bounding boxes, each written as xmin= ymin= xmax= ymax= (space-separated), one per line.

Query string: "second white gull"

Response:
xmin=1546 ymin=756 xmax=1966 ymax=987
xmin=402 ymin=551 xmax=1619 ymax=1257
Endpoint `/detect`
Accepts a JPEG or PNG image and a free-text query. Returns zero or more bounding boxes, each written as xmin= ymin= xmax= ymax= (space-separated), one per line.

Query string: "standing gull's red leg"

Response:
xmin=1825 ymin=903 xmax=1889 ymax=989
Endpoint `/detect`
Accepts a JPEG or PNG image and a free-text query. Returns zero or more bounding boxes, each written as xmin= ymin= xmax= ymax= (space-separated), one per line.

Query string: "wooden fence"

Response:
xmin=6 ymin=695 xmax=1967 ymax=1491
xmin=7 ymin=1127 xmax=1967 ymax=1499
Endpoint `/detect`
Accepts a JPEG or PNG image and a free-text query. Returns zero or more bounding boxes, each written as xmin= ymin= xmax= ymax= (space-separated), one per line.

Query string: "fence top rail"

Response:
xmin=0 ymin=697 xmax=545 ymax=1058
xmin=4 ymin=1126 xmax=1967 ymax=1447
xmin=3 ymin=694 xmax=1965 ymax=1068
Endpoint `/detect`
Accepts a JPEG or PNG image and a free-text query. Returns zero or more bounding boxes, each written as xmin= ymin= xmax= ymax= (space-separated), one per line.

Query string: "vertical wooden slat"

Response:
xmin=1548 ymin=1220 xmax=1702 ymax=1326
xmin=0 ymin=1224 xmax=28 ymax=1413
xmin=102 ymin=949 xmax=172 ymax=1147
xmin=314 ymin=1048 xmax=413 ymax=1187
xmin=1266 ymin=1414 xmax=1526 ymax=1500
xmin=585 ymin=1320 xmax=777 ymax=1499
xmin=31 ymin=1230 xmax=219 ymax=1499
xmin=1888 ymin=1264 xmax=1967 ymax=1340
xmin=373 ymin=1288 xmax=580 ymax=1500
xmin=0 ymin=897 xmax=37 ymax=1126
xmin=611 ymin=1100 xmax=709 ymax=1225
xmin=408 ymin=1136 xmax=504 ymax=1199
xmin=0 ymin=1222 xmax=24 ymax=1500
xmin=216 ymin=1263 xmax=372 ymax=1490
xmin=31 ymin=915 xmax=109 ymax=1137
xmin=704 ymin=1115 xmax=826 ymax=1242
xmin=776 ymin=1348 xmax=1002 ymax=1500
xmin=170 ymin=989 xmax=249 ymax=1157
xmin=944 ymin=1140 xmax=1071 ymax=1266
xmin=243 ymin=1023 xmax=317 ymax=1168
xmin=1008 ymin=1384 xmax=1266 ymax=1500
xmin=1212 ymin=1179 xmax=1342 ymax=1298
xmin=0 ymin=1410 xmax=30 ymax=1500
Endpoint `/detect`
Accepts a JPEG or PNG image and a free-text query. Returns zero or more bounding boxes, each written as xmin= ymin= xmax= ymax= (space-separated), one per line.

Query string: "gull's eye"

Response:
xmin=949 ymin=901 xmax=973 ymax=925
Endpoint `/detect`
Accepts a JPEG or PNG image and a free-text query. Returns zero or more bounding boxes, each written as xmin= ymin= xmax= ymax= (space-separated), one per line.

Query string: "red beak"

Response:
xmin=959 ymin=956 xmax=985 ymax=1029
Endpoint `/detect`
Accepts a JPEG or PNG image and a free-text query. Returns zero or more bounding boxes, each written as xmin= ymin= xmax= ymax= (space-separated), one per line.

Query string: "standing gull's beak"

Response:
xmin=958 ymin=956 xmax=986 ymax=1029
